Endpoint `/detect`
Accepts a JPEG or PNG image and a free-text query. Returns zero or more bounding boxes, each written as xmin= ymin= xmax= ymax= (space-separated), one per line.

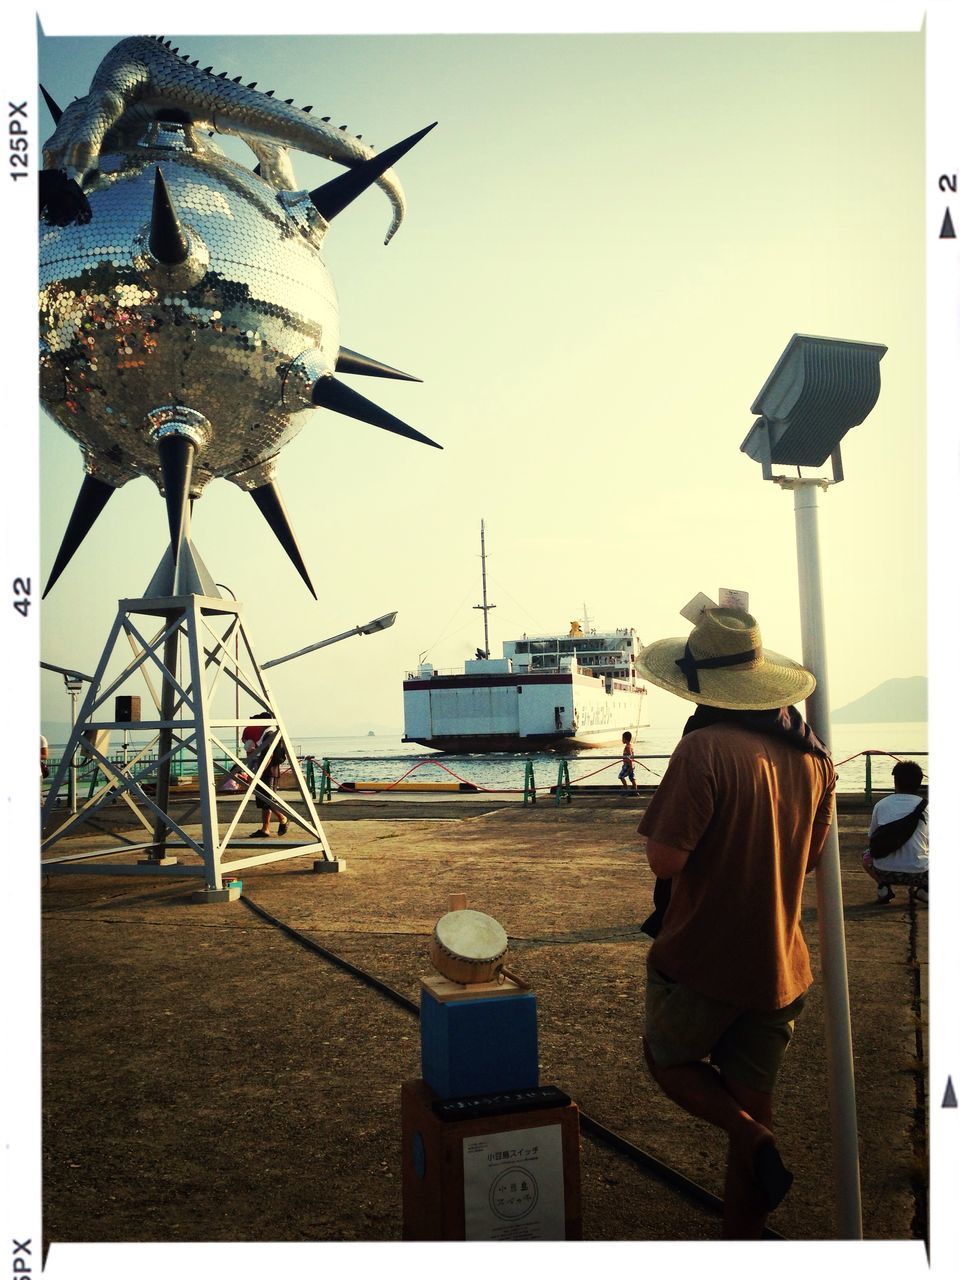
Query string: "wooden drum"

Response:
xmin=429 ymin=909 xmax=509 ymax=985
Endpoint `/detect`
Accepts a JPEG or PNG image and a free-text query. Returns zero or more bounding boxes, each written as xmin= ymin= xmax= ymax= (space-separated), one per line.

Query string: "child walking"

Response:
xmin=619 ymin=730 xmax=639 ymax=795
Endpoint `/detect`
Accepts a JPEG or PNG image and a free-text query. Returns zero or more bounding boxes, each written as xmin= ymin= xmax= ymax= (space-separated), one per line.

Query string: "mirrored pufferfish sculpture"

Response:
xmin=39 ymin=34 xmax=441 ymax=599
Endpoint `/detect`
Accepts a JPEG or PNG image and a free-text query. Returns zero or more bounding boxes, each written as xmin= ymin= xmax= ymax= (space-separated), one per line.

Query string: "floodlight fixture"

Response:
xmin=359 ymin=611 xmax=399 ymax=635
xmin=740 ymin=334 xmax=887 ymax=482
xmin=41 ymin=660 xmax=94 ymax=685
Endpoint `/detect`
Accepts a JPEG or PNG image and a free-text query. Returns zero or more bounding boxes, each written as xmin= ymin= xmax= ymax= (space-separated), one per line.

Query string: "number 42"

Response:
xmin=13 ymin=576 xmax=31 ymax=616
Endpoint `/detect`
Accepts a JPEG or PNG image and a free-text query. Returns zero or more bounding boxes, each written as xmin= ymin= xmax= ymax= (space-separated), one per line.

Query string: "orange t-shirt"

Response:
xmin=638 ymin=723 xmax=835 ymax=1010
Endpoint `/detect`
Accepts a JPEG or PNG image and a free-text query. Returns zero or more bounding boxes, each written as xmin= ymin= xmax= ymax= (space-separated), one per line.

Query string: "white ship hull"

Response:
xmin=402 ymin=668 xmax=648 ymax=753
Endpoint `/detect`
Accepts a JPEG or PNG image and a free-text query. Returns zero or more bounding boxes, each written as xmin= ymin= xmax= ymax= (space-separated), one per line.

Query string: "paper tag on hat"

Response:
xmin=718 ymin=588 xmax=750 ymax=611
xmin=680 ymin=592 xmax=718 ymax=624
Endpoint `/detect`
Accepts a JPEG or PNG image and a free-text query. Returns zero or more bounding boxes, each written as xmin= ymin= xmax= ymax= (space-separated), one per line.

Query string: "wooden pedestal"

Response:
xmin=400 ymin=1078 xmax=581 ymax=1241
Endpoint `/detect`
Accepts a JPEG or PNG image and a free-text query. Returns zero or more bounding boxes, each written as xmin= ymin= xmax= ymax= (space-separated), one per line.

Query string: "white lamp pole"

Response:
xmin=779 ymin=474 xmax=862 ymax=1239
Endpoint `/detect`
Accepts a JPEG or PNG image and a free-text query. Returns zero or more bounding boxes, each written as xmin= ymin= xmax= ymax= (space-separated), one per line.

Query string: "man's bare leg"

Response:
xmin=642 ymin=1039 xmax=788 ymax=1238
xmin=721 ymin=1075 xmax=778 ymax=1239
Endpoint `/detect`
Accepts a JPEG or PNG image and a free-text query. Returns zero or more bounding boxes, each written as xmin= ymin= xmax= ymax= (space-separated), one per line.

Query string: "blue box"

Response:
xmin=420 ymin=980 xmax=539 ymax=1099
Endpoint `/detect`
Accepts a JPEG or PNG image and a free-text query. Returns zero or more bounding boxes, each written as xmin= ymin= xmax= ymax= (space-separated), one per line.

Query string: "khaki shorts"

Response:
xmin=644 ymin=961 xmax=805 ymax=1094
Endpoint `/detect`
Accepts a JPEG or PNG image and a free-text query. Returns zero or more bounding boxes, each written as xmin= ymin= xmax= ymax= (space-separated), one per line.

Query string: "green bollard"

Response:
xmin=555 ymin=759 xmax=572 ymax=806
xmin=319 ymin=757 xmax=333 ymax=803
xmin=523 ymin=759 xmax=536 ymax=806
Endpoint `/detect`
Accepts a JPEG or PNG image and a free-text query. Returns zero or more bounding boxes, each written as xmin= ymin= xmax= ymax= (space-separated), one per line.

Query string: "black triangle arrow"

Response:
xmin=943 ymin=1075 xmax=958 ymax=1107
xmin=940 ymin=208 xmax=956 ymax=239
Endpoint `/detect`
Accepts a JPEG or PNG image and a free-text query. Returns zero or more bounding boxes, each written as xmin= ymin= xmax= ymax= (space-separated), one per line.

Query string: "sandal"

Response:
xmin=277 ymin=822 xmax=288 ymax=836
xmin=753 ymin=1139 xmax=794 ymax=1211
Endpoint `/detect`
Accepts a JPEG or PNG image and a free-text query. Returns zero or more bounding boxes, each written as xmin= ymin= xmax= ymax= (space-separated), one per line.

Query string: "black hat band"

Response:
xmin=675 ymin=642 xmax=759 ymax=694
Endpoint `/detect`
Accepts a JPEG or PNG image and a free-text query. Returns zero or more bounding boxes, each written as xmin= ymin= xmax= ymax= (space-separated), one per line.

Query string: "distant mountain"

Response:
xmin=832 ymin=676 xmax=927 ymax=724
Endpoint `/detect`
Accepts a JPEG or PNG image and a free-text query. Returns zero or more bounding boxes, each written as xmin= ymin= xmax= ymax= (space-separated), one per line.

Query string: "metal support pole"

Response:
xmin=68 ymin=686 xmax=78 ymax=814
xmin=864 ymin=752 xmax=872 ymax=807
xmin=787 ymin=477 xmax=863 ymax=1239
xmin=150 ymin=616 xmax=181 ymax=861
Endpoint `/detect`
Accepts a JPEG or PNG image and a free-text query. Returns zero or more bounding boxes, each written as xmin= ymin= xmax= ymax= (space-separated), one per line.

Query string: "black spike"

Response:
xmin=157 ymin=434 xmax=196 ymax=554
xmin=252 ymin=163 xmax=262 ymax=177
xmin=321 ymin=116 xmax=330 ymax=122
xmin=149 ymin=167 xmax=190 ymax=265
xmin=43 ymin=474 xmax=117 ymax=597
xmin=233 ymin=76 xmax=242 ymax=83
xmin=311 ymin=375 xmax=441 ymax=449
xmin=218 ymin=71 xmax=228 ymax=79
xmin=39 ymin=84 xmax=63 ymax=125
xmin=303 ymin=105 xmax=313 ymax=113
xmin=247 ymin=82 xmax=257 ymax=89
xmin=202 ymin=66 xmax=212 ymax=74
xmin=284 ymin=98 xmax=294 ymax=105
xmin=172 ymin=47 xmax=179 ymax=54
xmin=336 ymin=346 xmax=421 ymax=382
xmin=339 ymin=124 xmax=347 ymax=131
xmin=307 ymin=122 xmax=436 ymax=228
xmin=248 ymin=481 xmax=317 ymax=598
xmin=265 ymin=89 xmax=275 ymax=97
xmin=191 ymin=60 xmax=199 ymax=67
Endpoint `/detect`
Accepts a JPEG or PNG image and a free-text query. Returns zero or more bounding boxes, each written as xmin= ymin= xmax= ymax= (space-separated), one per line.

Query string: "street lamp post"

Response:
xmin=261 ymin=611 xmax=398 ymax=670
xmin=40 ymin=662 xmax=95 ymax=816
xmin=741 ymin=333 xmax=887 ymax=1241
xmin=64 ymin=676 xmax=82 ymax=813
xmin=215 ymin=583 xmax=240 ymax=754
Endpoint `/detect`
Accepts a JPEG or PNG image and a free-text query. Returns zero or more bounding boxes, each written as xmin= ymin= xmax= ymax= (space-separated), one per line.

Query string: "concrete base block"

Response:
xmin=191 ymin=884 xmax=242 ymax=904
xmin=313 ymin=858 xmax=345 ymax=873
xmin=138 ymin=855 xmax=179 ymax=866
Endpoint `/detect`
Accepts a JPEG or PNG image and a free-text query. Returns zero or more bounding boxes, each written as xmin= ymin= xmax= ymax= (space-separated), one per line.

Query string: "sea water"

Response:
xmin=45 ymin=721 xmax=927 ymax=798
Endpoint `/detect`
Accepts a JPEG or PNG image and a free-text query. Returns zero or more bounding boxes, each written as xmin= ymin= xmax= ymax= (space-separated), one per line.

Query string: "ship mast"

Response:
xmin=473 ymin=519 xmax=496 ymax=657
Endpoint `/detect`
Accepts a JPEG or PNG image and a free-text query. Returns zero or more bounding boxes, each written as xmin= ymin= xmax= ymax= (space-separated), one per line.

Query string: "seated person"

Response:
xmin=862 ymin=760 xmax=928 ymax=904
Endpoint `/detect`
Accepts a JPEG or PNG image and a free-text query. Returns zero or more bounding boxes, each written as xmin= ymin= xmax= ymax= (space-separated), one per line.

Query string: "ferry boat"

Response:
xmin=402 ymin=524 xmax=648 ymax=753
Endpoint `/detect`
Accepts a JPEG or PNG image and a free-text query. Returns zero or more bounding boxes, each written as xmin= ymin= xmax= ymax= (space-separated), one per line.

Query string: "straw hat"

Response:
xmin=636 ymin=607 xmax=816 ymax=710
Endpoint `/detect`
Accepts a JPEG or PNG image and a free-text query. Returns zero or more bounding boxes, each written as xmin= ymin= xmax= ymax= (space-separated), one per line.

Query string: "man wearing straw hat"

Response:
xmin=635 ymin=606 xmax=835 ymax=1239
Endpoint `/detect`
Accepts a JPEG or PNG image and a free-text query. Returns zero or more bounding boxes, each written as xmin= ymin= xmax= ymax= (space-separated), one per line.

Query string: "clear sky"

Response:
xmin=36 ymin=11 xmax=926 ymax=739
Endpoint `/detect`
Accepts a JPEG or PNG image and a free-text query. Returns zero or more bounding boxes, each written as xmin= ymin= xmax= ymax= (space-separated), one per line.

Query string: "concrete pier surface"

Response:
xmin=40 ymin=791 xmax=927 ymax=1247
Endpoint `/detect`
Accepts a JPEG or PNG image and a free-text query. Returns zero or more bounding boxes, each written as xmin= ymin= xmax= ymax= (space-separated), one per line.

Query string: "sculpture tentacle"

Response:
xmin=42 ymin=35 xmax=408 ymax=241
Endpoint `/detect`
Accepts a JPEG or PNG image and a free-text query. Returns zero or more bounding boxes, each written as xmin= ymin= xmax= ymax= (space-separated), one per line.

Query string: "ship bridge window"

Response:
xmin=513 ymin=641 xmax=529 ymax=654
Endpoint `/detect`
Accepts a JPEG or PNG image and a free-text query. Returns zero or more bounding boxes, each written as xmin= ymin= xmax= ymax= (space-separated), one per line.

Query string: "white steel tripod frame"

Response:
xmin=41 ymin=592 xmax=334 ymax=888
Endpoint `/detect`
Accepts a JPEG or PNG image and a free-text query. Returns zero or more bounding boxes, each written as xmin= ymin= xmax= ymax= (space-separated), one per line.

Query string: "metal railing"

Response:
xmin=43 ymin=745 xmax=928 ymax=808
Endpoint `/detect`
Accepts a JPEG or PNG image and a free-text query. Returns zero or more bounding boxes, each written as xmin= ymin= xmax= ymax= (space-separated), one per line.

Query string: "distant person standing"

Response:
xmin=41 ymin=734 xmax=49 ymax=779
xmin=619 ymin=731 xmax=639 ymax=794
xmin=243 ymin=712 xmax=288 ymax=838
xmin=634 ymin=606 xmax=835 ymax=1239
xmin=862 ymin=760 xmax=928 ymax=904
